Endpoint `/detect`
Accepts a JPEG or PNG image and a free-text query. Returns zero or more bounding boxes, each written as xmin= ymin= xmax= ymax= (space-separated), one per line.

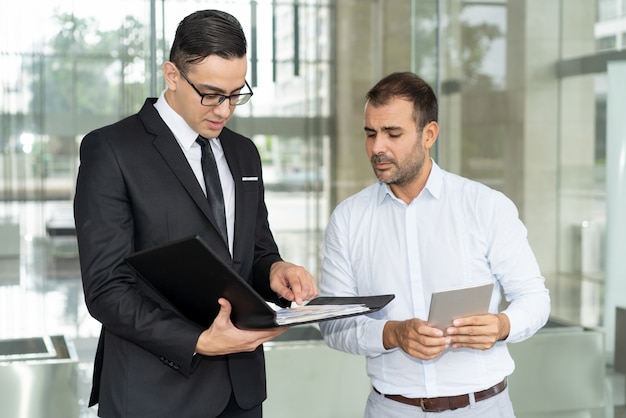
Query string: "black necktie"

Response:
xmin=196 ymin=136 xmax=228 ymax=243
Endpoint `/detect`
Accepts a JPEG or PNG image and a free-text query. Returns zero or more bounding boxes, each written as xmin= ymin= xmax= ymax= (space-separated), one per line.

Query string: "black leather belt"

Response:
xmin=373 ymin=378 xmax=507 ymax=412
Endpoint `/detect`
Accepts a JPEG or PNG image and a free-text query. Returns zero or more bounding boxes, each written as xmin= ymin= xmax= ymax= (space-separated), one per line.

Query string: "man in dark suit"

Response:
xmin=73 ymin=10 xmax=318 ymax=418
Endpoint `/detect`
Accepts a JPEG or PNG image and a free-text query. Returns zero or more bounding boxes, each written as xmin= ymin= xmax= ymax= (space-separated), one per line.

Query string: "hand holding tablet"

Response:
xmin=427 ymin=282 xmax=494 ymax=334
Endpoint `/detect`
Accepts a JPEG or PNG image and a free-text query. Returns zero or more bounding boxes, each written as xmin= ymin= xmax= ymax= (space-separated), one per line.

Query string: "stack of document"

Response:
xmin=269 ymin=303 xmax=371 ymax=326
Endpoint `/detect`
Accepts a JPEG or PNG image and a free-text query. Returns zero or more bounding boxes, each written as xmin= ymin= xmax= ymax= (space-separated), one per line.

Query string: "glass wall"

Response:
xmin=1 ymin=0 xmax=621 ymax=348
xmin=331 ymin=0 xmax=625 ymax=354
xmin=0 ymin=0 xmax=330 ymax=259
xmin=1 ymin=0 xmax=625 ymax=415
xmin=437 ymin=0 xmax=609 ymax=329
xmin=0 ymin=0 xmax=332 ymax=335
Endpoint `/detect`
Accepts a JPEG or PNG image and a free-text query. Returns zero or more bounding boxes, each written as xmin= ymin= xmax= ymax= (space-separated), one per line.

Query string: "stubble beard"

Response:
xmin=371 ymin=144 xmax=425 ymax=187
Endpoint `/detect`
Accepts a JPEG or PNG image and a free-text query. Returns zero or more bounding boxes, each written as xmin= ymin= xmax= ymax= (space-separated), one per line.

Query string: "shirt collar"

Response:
xmin=425 ymin=159 xmax=442 ymax=200
xmin=153 ymin=89 xmax=211 ymax=150
xmin=376 ymin=158 xmax=443 ymax=204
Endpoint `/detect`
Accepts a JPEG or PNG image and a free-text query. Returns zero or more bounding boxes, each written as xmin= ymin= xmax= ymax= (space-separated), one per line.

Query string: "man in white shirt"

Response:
xmin=318 ymin=72 xmax=550 ymax=417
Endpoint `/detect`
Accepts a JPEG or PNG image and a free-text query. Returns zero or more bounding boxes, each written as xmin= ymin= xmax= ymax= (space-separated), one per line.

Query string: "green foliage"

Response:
xmin=461 ymin=22 xmax=503 ymax=89
xmin=28 ymin=11 xmax=148 ymax=117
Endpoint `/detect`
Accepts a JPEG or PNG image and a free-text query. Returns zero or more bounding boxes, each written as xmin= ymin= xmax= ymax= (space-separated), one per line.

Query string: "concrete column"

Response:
xmin=332 ymin=0 xmax=415 ymax=208
xmin=332 ymin=0 xmax=379 ymax=209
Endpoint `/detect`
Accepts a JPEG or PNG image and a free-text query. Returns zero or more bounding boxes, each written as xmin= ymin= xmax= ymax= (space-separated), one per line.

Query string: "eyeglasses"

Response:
xmin=178 ymin=67 xmax=253 ymax=106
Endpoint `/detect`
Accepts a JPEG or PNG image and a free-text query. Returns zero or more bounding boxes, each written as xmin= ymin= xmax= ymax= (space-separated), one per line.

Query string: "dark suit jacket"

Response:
xmin=74 ymin=98 xmax=285 ymax=418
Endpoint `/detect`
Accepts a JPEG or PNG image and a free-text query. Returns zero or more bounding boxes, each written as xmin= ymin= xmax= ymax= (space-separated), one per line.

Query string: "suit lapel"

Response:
xmin=153 ymin=133 xmax=212 ymax=216
xmin=138 ymin=100 xmax=226 ymax=240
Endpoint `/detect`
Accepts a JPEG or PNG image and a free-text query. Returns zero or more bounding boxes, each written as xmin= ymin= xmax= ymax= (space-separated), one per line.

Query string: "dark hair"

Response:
xmin=169 ymin=10 xmax=247 ymax=71
xmin=365 ymin=72 xmax=438 ymax=129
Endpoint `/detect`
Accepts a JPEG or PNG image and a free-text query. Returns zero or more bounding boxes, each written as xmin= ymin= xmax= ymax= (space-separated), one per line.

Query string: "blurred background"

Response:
xmin=0 ymin=0 xmax=625 ymax=417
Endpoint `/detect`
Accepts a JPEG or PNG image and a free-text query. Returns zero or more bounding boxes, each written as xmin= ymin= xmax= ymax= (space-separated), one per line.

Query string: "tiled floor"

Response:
xmin=0 ymin=199 xmax=625 ymax=417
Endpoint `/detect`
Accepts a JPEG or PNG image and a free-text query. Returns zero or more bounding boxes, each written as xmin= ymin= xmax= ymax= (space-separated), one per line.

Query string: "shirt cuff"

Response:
xmin=364 ymin=319 xmax=392 ymax=354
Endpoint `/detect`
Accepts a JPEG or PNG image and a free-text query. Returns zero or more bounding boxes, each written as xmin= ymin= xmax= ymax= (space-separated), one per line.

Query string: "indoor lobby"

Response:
xmin=1 ymin=1 xmax=626 ymax=417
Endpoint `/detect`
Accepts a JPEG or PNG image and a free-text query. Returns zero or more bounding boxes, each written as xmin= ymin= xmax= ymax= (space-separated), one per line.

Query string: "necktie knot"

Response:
xmin=196 ymin=136 xmax=210 ymax=148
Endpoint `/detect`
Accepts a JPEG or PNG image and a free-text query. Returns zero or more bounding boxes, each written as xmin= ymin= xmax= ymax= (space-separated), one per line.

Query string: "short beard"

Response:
xmin=371 ymin=144 xmax=425 ymax=187
xmin=371 ymin=153 xmax=395 ymax=184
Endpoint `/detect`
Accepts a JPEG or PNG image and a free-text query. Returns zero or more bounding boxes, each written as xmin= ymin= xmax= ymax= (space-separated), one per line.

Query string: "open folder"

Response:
xmin=125 ymin=236 xmax=394 ymax=330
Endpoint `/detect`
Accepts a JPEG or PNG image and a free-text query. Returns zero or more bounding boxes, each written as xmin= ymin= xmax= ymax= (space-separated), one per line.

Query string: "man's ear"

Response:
xmin=423 ymin=121 xmax=439 ymax=150
xmin=163 ymin=61 xmax=179 ymax=90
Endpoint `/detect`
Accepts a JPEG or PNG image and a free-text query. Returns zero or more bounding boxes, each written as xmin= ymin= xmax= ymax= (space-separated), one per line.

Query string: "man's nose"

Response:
xmin=370 ymin=136 xmax=387 ymax=155
xmin=213 ymin=99 xmax=234 ymax=117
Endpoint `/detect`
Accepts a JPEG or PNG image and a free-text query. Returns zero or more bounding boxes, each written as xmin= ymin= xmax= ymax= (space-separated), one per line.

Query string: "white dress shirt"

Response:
xmin=318 ymin=160 xmax=550 ymax=398
xmin=153 ymin=91 xmax=235 ymax=254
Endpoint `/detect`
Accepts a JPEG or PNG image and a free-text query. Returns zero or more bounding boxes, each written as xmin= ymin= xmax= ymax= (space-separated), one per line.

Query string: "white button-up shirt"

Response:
xmin=319 ymin=160 xmax=550 ymax=398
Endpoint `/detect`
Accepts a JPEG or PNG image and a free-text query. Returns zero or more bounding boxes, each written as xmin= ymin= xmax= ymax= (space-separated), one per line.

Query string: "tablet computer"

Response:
xmin=427 ymin=282 xmax=494 ymax=334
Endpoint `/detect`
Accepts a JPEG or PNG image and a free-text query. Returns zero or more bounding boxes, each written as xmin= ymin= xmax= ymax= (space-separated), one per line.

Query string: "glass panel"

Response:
xmin=436 ymin=1 xmax=609 ymax=330
xmin=0 ymin=1 xmax=157 ymax=348
xmin=1 ymin=0 xmax=331 ymax=346
xmin=599 ymin=0 xmax=619 ymax=20
xmin=598 ymin=35 xmax=617 ymax=50
xmin=435 ymin=1 xmax=508 ymax=189
xmin=3 ymin=1 xmax=625 ymax=416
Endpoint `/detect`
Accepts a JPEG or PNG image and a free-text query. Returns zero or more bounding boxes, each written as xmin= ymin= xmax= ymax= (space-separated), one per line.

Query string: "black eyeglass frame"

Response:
xmin=178 ymin=67 xmax=253 ymax=106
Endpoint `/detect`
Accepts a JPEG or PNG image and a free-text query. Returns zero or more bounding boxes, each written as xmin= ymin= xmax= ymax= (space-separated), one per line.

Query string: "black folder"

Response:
xmin=125 ymin=236 xmax=394 ymax=330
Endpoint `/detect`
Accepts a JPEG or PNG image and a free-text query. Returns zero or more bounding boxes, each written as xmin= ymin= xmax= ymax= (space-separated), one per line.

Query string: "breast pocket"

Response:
xmin=241 ymin=179 xmax=259 ymax=193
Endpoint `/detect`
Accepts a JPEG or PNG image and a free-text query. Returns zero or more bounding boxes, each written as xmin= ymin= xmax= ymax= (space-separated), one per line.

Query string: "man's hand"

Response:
xmin=269 ymin=261 xmax=318 ymax=306
xmin=195 ymin=298 xmax=286 ymax=356
xmin=446 ymin=313 xmax=510 ymax=350
xmin=383 ymin=319 xmax=451 ymax=360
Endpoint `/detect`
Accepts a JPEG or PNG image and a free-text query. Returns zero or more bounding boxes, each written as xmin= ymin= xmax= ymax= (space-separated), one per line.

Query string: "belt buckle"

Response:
xmin=419 ymin=398 xmax=440 ymax=413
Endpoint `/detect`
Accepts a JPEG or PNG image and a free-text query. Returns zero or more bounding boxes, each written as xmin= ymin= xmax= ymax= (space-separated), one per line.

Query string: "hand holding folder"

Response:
xmin=125 ymin=236 xmax=394 ymax=330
